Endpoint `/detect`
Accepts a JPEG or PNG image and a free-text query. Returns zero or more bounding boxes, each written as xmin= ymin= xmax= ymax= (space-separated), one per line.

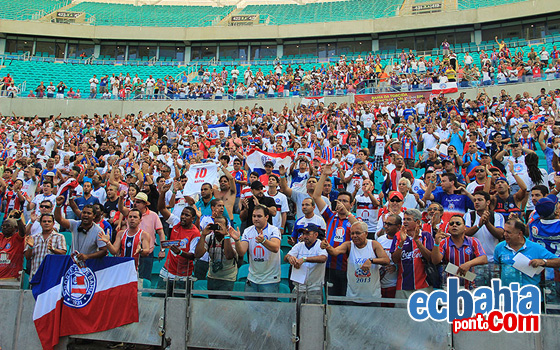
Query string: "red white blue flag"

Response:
xmin=246 ymin=149 xmax=294 ymax=176
xmin=432 ymin=82 xmax=458 ymax=94
xmin=31 ymin=256 xmax=139 ymax=350
xmin=56 ymin=177 xmax=80 ymax=201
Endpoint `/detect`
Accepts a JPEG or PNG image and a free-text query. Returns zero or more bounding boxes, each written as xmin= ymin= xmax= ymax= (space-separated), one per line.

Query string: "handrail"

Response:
xmin=148 ymin=56 xmax=158 ymax=65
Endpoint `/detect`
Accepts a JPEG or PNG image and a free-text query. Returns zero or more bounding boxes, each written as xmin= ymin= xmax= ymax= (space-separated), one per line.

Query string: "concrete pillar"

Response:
xmin=474 ymin=30 xmax=482 ymax=45
xmin=0 ymin=39 xmax=5 ymax=55
xmin=277 ymin=44 xmax=284 ymax=58
xmin=184 ymin=46 xmax=191 ymax=63
xmin=93 ymin=44 xmax=100 ymax=58
xmin=372 ymin=39 xmax=379 ymax=53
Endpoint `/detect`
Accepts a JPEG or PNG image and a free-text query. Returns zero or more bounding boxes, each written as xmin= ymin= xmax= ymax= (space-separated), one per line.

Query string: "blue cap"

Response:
xmin=297 ymin=223 xmax=321 ymax=233
xmin=536 ymin=195 xmax=558 ymax=218
xmin=353 ymin=158 xmax=364 ymax=165
xmin=495 ymin=177 xmax=508 ymax=183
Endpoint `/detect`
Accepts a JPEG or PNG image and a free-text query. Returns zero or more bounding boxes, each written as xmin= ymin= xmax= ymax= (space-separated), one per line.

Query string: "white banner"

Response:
xmin=183 ymin=163 xmax=219 ymax=196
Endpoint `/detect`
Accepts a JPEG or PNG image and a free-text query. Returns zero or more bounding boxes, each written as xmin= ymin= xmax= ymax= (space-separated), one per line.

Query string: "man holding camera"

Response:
xmin=195 ymin=216 xmax=238 ymax=293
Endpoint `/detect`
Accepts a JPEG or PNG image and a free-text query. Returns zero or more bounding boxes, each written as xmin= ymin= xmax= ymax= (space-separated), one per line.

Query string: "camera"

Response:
xmin=208 ymin=223 xmax=221 ymax=231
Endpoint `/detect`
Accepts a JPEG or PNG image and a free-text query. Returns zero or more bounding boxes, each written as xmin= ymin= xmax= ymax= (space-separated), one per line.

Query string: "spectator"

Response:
xmin=97 ymin=209 xmax=150 ymax=268
xmin=24 ymin=213 xmax=66 ymax=278
xmin=230 ymin=205 xmax=282 ymax=300
xmin=432 ymin=214 xmax=488 ymax=289
xmin=194 ymin=216 xmax=237 ymax=293
xmin=494 ymin=219 xmax=560 ymax=286
xmin=391 ymin=209 xmax=434 ymax=298
xmin=321 ymin=221 xmax=389 ymax=302
xmin=285 ymin=223 xmax=328 ymax=304
xmin=464 ymin=191 xmax=504 ymax=262
xmin=314 ymin=163 xmax=358 ymax=296
xmin=0 ymin=214 xmax=26 ymax=280
xmin=54 ymin=197 xmax=107 ymax=262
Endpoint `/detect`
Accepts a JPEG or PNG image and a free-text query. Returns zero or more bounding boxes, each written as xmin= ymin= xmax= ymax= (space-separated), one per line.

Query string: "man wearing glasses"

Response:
xmin=432 ymin=215 xmax=488 ymax=289
xmin=26 ymin=200 xmax=60 ymax=236
xmin=464 ymin=191 xmax=504 ymax=262
xmin=377 ymin=213 xmax=401 ymax=299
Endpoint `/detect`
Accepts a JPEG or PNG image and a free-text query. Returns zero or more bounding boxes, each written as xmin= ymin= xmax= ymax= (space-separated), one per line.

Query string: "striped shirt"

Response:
xmin=322 ymin=146 xmax=339 ymax=162
xmin=321 ymin=206 xmax=352 ymax=271
xmin=439 ymin=236 xmax=486 ymax=289
xmin=390 ymin=231 xmax=434 ymax=291
xmin=402 ymin=136 xmax=415 ymax=159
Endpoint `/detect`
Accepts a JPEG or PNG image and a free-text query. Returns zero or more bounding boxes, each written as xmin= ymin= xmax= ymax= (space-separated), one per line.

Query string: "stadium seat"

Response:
xmin=237 ymin=264 xmax=250 ymax=281
xmin=192 ymin=280 xmax=208 ymax=298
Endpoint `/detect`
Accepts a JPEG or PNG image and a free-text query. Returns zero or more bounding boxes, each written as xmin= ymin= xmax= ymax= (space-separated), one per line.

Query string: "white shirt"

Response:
xmin=287 ymin=240 xmax=328 ymax=291
xmin=463 ymin=210 xmax=504 ymax=262
xmin=265 ymin=190 xmax=289 ymax=229
xmin=241 ymin=224 xmax=282 ymax=284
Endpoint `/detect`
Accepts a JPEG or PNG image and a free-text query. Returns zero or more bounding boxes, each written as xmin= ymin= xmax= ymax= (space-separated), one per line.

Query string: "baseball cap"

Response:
xmin=45 ymin=171 xmax=55 ymax=176
xmin=340 ymin=144 xmax=349 ymax=150
xmin=428 ymin=147 xmax=438 ymax=153
xmin=495 ymin=177 xmax=508 ymax=183
xmin=353 ymin=159 xmax=364 ymax=165
xmin=535 ymin=195 xmax=558 ymax=218
xmin=297 ymin=223 xmax=321 ymax=234
xmin=250 ymin=181 xmax=265 ymax=190
xmin=264 ymin=161 xmax=274 ymax=167
xmin=388 ymin=191 xmax=404 ymax=201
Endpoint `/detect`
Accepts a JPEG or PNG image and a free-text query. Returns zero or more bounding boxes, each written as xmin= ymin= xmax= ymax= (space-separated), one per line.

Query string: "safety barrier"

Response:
xmin=2 ymin=285 xmax=560 ymax=350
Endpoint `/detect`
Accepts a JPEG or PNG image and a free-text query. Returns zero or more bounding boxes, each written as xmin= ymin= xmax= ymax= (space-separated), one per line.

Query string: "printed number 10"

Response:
xmin=195 ymin=168 xmax=207 ymax=179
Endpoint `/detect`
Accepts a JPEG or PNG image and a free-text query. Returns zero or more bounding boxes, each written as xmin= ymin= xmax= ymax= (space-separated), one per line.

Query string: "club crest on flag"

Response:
xmin=62 ymin=264 xmax=97 ymax=308
xmin=261 ymin=155 xmax=276 ymax=166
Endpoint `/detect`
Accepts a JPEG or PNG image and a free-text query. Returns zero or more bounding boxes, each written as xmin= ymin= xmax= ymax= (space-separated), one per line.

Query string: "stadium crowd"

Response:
xmin=1 ymin=84 xmax=560 ymax=304
xmin=1 ymin=41 xmax=560 ymax=100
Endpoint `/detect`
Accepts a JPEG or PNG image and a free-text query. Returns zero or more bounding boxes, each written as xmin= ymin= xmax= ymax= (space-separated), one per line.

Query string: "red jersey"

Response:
xmin=163 ymin=224 xmax=200 ymax=277
xmin=0 ymin=233 xmax=24 ymax=279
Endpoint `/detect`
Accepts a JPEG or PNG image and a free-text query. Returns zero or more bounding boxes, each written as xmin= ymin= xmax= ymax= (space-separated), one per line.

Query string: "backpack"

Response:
xmin=469 ymin=210 xmax=495 ymax=227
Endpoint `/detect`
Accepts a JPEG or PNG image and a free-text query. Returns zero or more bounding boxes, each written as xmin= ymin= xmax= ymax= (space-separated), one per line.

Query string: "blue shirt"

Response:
xmin=74 ymin=195 xmax=100 ymax=211
xmin=493 ymin=239 xmax=557 ymax=286
xmin=196 ymin=196 xmax=230 ymax=219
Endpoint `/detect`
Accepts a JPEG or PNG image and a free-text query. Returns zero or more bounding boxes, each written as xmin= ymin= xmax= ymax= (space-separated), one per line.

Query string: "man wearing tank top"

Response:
xmin=321 ymin=221 xmax=389 ymax=302
xmin=98 ymin=209 xmax=150 ymax=269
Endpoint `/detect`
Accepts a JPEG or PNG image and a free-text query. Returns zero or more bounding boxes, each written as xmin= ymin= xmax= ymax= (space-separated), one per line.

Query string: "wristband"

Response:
xmin=302 ymin=257 xmax=307 ymax=262
xmin=224 ymin=236 xmax=231 ymax=240
xmin=262 ymin=236 xmax=267 ymax=243
xmin=434 ymin=242 xmax=440 ymax=247
xmin=487 ymin=175 xmax=492 ymax=178
xmin=233 ymin=238 xmax=240 ymax=242
xmin=397 ymin=245 xmax=403 ymax=250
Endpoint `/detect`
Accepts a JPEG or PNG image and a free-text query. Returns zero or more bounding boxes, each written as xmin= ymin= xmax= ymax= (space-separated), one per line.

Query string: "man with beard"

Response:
xmin=240 ymin=181 xmax=277 ymax=228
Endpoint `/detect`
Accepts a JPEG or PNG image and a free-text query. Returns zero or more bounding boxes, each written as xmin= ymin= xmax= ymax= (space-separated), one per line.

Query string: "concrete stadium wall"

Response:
xmin=0 ymin=0 xmax=558 ymax=42
xmin=0 ymin=80 xmax=556 ymax=117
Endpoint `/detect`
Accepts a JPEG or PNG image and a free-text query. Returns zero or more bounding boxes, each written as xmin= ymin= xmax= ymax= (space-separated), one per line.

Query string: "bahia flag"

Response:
xmin=31 ymin=255 xmax=139 ymax=350
xmin=207 ymin=123 xmax=230 ymax=139
xmin=432 ymin=82 xmax=458 ymax=94
xmin=301 ymin=96 xmax=325 ymax=107
xmin=56 ymin=177 xmax=80 ymax=201
xmin=246 ymin=149 xmax=294 ymax=176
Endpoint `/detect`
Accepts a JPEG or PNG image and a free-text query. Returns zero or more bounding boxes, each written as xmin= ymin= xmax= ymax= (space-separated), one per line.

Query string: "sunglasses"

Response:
xmin=475 ymin=169 xmax=485 ymax=173
xmin=384 ymin=222 xmax=398 ymax=226
xmin=448 ymin=221 xmax=462 ymax=226
xmin=390 ymin=198 xmax=402 ymax=203
xmin=39 ymin=205 xmax=52 ymax=209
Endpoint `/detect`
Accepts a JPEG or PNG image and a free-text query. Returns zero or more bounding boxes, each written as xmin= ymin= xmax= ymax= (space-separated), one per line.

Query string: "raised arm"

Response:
xmin=54 ymin=195 xmax=71 ymax=230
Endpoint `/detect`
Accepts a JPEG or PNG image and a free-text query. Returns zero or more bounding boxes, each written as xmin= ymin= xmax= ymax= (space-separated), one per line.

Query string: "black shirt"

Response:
xmin=244 ymin=195 xmax=276 ymax=227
